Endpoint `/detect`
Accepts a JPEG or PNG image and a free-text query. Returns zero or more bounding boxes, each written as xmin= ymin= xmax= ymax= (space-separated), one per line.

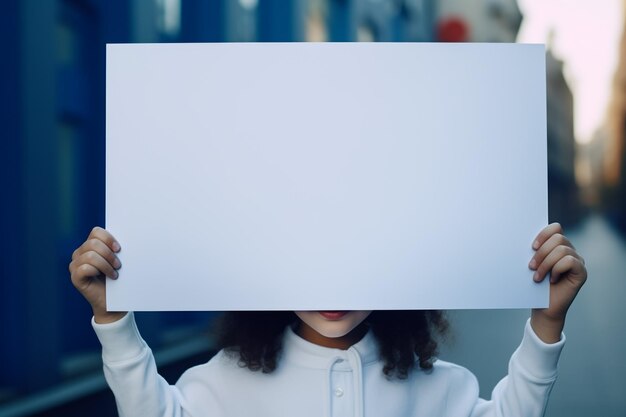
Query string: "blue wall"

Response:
xmin=0 ymin=0 xmax=436 ymax=407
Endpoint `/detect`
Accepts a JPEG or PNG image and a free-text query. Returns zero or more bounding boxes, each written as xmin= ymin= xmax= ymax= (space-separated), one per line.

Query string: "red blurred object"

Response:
xmin=437 ymin=17 xmax=469 ymax=42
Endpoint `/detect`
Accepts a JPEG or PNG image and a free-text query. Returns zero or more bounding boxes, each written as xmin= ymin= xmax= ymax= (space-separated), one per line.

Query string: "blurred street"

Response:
xmin=3 ymin=1 xmax=626 ymax=415
xmin=441 ymin=213 xmax=626 ymax=417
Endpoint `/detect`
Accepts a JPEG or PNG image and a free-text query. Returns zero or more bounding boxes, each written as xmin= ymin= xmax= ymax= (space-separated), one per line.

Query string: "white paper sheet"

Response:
xmin=106 ymin=42 xmax=547 ymax=311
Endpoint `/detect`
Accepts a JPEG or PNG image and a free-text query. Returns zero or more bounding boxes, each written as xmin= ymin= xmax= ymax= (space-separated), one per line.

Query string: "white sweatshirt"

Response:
xmin=93 ymin=313 xmax=565 ymax=417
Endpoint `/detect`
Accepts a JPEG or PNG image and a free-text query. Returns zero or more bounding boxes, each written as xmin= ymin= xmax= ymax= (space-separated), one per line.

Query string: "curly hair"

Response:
xmin=213 ymin=310 xmax=448 ymax=379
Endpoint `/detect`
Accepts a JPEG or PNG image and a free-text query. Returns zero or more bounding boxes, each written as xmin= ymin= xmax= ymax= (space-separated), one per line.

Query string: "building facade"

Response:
xmin=605 ymin=0 xmax=626 ymax=232
xmin=545 ymin=46 xmax=580 ymax=225
xmin=1 ymin=0 xmax=436 ymax=414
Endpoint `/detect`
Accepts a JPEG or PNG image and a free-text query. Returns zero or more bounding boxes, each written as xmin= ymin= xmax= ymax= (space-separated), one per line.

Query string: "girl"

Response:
xmin=69 ymin=223 xmax=586 ymax=416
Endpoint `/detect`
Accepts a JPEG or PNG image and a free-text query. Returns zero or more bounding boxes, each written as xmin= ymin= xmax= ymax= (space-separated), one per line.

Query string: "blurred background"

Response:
xmin=1 ymin=0 xmax=625 ymax=416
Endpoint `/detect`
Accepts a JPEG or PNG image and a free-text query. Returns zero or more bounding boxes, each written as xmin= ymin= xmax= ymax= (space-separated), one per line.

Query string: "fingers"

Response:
xmin=70 ymin=227 xmax=122 ymax=285
xmin=90 ymin=226 xmax=121 ymax=251
xmin=531 ymin=244 xmax=579 ymax=283
xmin=550 ymin=254 xmax=587 ymax=285
xmin=530 ymin=232 xmax=575 ymax=267
xmin=73 ymin=226 xmax=121 ymax=258
xmin=73 ymin=263 xmax=102 ymax=284
xmin=529 ymin=223 xmax=585 ymax=283
xmin=75 ymin=236 xmax=121 ymax=267
xmin=72 ymin=250 xmax=119 ymax=280
xmin=532 ymin=223 xmax=563 ymax=250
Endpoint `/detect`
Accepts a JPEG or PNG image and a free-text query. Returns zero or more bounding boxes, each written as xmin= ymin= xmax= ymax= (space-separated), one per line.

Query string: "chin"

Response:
xmin=295 ymin=310 xmax=372 ymax=338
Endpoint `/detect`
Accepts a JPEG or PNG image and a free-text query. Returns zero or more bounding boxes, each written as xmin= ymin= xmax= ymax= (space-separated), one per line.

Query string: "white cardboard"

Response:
xmin=106 ymin=42 xmax=548 ymax=311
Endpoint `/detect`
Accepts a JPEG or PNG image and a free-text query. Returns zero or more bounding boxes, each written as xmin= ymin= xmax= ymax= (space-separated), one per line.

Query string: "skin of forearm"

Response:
xmin=530 ymin=310 xmax=565 ymax=344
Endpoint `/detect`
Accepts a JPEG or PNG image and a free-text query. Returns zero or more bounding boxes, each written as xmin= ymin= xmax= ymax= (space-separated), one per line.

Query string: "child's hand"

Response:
xmin=69 ymin=227 xmax=126 ymax=324
xmin=528 ymin=223 xmax=587 ymax=343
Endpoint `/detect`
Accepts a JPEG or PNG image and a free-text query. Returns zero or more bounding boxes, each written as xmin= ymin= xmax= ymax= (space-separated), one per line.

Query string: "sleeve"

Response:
xmin=469 ymin=318 xmax=566 ymax=417
xmin=92 ymin=312 xmax=191 ymax=417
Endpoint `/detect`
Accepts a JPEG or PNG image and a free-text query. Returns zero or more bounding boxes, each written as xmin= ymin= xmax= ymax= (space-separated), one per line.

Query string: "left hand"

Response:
xmin=528 ymin=223 xmax=587 ymax=343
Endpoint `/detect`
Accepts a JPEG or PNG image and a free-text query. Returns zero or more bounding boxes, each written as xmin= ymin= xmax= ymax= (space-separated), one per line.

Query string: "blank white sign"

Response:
xmin=106 ymin=42 xmax=547 ymax=311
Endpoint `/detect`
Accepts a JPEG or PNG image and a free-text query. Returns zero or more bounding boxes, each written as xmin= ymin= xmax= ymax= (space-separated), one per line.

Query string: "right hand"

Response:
xmin=69 ymin=226 xmax=127 ymax=324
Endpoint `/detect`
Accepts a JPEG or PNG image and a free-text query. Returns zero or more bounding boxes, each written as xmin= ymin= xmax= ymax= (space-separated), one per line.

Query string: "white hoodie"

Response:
xmin=93 ymin=313 xmax=564 ymax=417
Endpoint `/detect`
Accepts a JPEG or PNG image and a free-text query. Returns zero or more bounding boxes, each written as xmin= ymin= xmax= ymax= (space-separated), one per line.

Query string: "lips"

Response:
xmin=318 ymin=311 xmax=349 ymax=320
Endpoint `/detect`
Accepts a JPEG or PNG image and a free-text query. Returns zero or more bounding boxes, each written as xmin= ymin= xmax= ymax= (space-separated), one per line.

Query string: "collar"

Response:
xmin=280 ymin=325 xmax=380 ymax=371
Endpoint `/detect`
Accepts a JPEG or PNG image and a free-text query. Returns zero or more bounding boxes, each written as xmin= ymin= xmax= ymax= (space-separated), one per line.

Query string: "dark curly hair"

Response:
xmin=213 ymin=310 xmax=448 ymax=379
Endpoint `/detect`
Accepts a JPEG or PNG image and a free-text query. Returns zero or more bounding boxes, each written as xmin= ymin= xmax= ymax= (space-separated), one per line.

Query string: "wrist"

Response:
xmin=93 ymin=310 xmax=127 ymax=324
xmin=531 ymin=309 xmax=564 ymax=344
